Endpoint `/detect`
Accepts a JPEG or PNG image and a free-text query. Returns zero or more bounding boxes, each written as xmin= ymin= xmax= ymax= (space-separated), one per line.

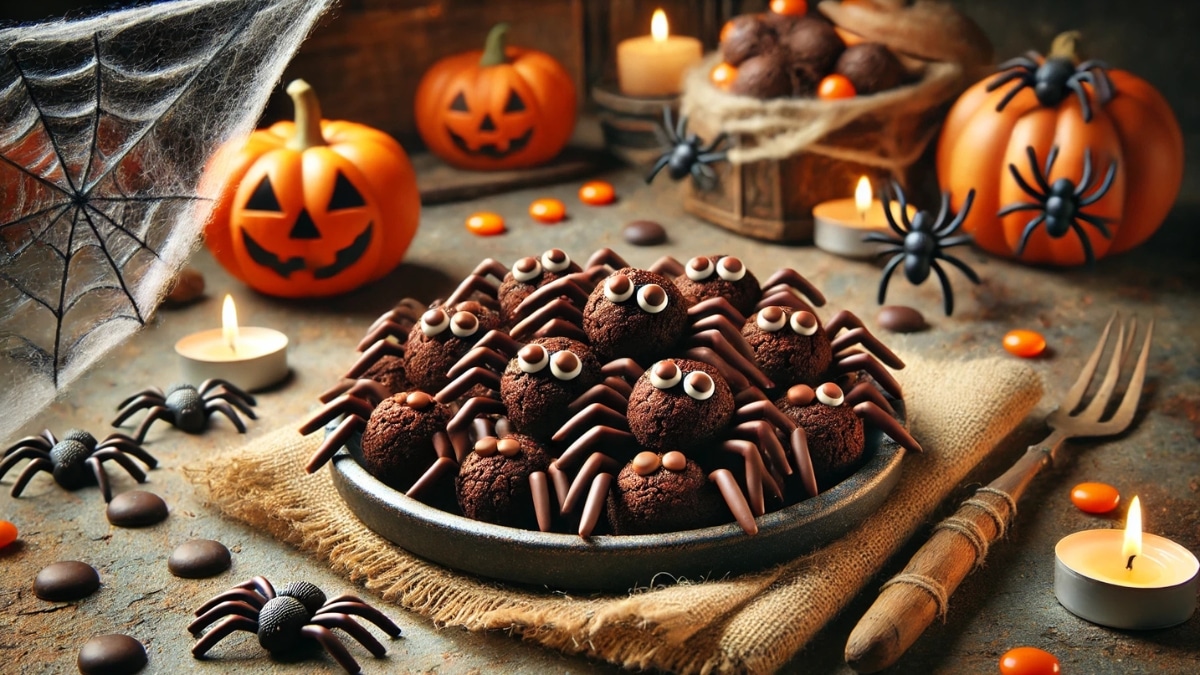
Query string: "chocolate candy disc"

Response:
xmin=35 ymin=561 xmax=100 ymax=601
xmin=622 ymin=220 xmax=666 ymax=246
xmin=77 ymin=634 xmax=147 ymax=675
xmin=877 ymin=305 xmax=927 ymax=333
xmin=105 ymin=490 xmax=168 ymax=528
xmin=168 ymin=539 xmax=232 ymax=579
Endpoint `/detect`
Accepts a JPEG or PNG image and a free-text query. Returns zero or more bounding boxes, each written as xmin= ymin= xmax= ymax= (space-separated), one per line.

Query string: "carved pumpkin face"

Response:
xmin=441 ymin=80 xmax=537 ymax=160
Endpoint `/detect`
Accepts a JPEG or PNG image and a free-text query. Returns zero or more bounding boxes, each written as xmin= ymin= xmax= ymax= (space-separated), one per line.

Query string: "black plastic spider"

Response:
xmin=866 ymin=183 xmax=980 ymax=316
xmin=645 ymin=105 xmax=728 ymax=188
xmin=190 ymin=577 xmax=402 ymax=674
xmin=112 ymin=379 xmax=257 ymax=443
xmin=0 ymin=429 xmax=156 ymax=502
xmin=986 ymin=46 xmax=1113 ymax=122
xmin=998 ymin=146 xmax=1116 ymax=265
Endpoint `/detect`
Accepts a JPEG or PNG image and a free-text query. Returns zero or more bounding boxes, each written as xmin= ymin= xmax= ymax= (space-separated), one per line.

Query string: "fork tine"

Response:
xmin=1120 ymin=317 xmax=1137 ymax=368
xmin=1080 ymin=319 xmax=1127 ymax=420
xmin=1061 ymin=312 xmax=1117 ymax=413
xmin=1098 ymin=319 xmax=1154 ymax=433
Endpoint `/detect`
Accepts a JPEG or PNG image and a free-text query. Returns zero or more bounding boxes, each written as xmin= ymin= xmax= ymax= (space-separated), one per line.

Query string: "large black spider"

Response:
xmin=986 ymin=47 xmax=1113 ymax=122
xmin=111 ymin=379 xmax=257 ymax=443
xmin=645 ymin=105 xmax=728 ymax=188
xmin=866 ymin=183 xmax=980 ymax=316
xmin=189 ymin=576 xmax=402 ymax=674
xmin=998 ymin=146 xmax=1116 ymax=265
xmin=0 ymin=428 xmax=156 ymax=501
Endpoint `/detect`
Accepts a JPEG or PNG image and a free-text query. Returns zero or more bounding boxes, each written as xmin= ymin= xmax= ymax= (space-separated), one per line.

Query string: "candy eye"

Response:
xmin=541 ymin=248 xmax=571 ymax=273
xmin=637 ymin=284 xmax=669 ymax=313
xmin=786 ymin=384 xmax=815 ymax=407
xmin=661 ymin=451 xmax=687 ymax=472
xmin=683 ymin=371 xmax=715 ymax=400
xmin=649 ymin=360 xmax=681 ymax=389
xmin=496 ymin=437 xmax=522 ymax=457
xmin=756 ymin=306 xmax=787 ymax=332
xmin=512 ymin=256 xmax=541 ymax=283
xmin=716 ymin=256 xmax=746 ymax=281
xmin=421 ymin=308 xmax=449 ymax=336
xmin=517 ymin=344 xmax=549 ymax=373
xmin=790 ymin=310 xmax=819 ymax=336
xmin=450 ymin=311 xmax=480 ymax=337
xmin=684 ymin=256 xmax=715 ymax=281
xmin=816 ymin=382 xmax=844 ymax=407
xmin=550 ymin=350 xmax=582 ymax=380
xmin=604 ymin=274 xmax=634 ymax=303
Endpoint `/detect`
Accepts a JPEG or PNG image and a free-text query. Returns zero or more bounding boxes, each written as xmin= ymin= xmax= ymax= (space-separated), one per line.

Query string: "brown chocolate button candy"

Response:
xmin=877 ymin=305 xmax=927 ymax=333
xmin=632 ymin=451 xmax=661 ymax=476
xmin=662 ymin=451 xmax=687 ymax=472
xmin=77 ymin=634 xmax=147 ymax=675
xmin=168 ymin=539 xmax=231 ymax=579
xmin=787 ymin=384 xmax=815 ymax=407
xmin=35 ymin=561 xmax=100 ymax=601
xmin=405 ymin=391 xmax=434 ymax=410
xmin=622 ymin=220 xmax=666 ymax=246
xmin=497 ymin=438 xmax=522 ymax=457
xmin=515 ymin=256 xmax=539 ymax=274
xmin=474 ymin=436 xmax=498 ymax=457
xmin=105 ymin=490 xmax=168 ymax=528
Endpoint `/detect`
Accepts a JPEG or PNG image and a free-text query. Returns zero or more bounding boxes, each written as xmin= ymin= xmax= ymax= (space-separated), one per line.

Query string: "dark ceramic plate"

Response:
xmin=329 ymin=402 xmax=907 ymax=592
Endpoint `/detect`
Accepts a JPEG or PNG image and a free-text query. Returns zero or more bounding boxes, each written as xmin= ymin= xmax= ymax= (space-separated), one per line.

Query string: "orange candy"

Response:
xmin=1000 ymin=646 xmax=1061 ymax=675
xmin=711 ymin=62 xmax=738 ymax=91
xmin=1003 ymin=329 xmax=1047 ymax=358
xmin=465 ymin=212 xmax=505 ymax=236
xmin=817 ymin=74 xmax=857 ymax=100
xmin=529 ymin=198 xmax=566 ymax=224
xmin=579 ymin=180 xmax=616 ymax=206
xmin=0 ymin=520 xmax=17 ymax=549
xmin=1071 ymin=482 xmax=1121 ymax=514
xmin=770 ymin=0 xmax=808 ymax=16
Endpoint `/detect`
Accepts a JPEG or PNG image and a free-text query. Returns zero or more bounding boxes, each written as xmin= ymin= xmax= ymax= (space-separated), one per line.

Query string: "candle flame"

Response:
xmin=855 ymin=176 xmax=872 ymax=220
xmin=222 ymin=294 xmax=239 ymax=353
xmin=651 ymin=9 xmax=669 ymax=42
xmin=1123 ymin=495 xmax=1142 ymax=561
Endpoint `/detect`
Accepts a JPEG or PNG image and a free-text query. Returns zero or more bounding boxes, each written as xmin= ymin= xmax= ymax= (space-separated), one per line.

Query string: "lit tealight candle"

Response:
xmin=1055 ymin=496 xmax=1199 ymax=629
xmin=813 ymin=176 xmax=915 ymax=259
xmin=175 ymin=294 xmax=289 ymax=391
xmin=616 ymin=9 xmax=702 ymax=97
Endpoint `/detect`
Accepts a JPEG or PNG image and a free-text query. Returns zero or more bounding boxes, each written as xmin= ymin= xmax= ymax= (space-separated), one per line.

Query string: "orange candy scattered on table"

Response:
xmin=0 ymin=520 xmax=17 ymax=549
xmin=579 ymin=180 xmax=616 ymax=206
xmin=1000 ymin=646 xmax=1060 ymax=675
xmin=529 ymin=198 xmax=566 ymax=224
xmin=1071 ymin=482 xmax=1121 ymax=514
xmin=465 ymin=212 xmax=505 ymax=236
xmin=817 ymin=74 xmax=857 ymax=100
xmin=710 ymin=62 xmax=738 ymax=91
xmin=1003 ymin=329 xmax=1047 ymax=358
xmin=770 ymin=0 xmax=808 ymax=16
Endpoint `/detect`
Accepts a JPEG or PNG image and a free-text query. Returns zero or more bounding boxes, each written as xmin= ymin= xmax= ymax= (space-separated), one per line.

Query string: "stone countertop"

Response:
xmin=1 ymin=166 xmax=1197 ymax=674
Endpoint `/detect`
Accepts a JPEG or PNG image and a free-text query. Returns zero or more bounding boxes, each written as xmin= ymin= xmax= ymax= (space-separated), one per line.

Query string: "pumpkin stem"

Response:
xmin=285 ymin=79 xmax=326 ymax=151
xmin=1048 ymin=31 xmax=1084 ymax=63
xmin=479 ymin=23 xmax=511 ymax=67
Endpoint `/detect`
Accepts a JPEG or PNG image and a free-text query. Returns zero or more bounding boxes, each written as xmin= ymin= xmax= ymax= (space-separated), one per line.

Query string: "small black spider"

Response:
xmin=986 ymin=48 xmax=1113 ymax=122
xmin=866 ymin=183 xmax=980 ymax=316
xmin=0 ymin=429 xmax=157 ymax=502
xmin=112 ymin=379 xmax=257 ymax=443
xmin=999 ymin=146 xmax=1116 ymax=265
xmin=190 ymin=577 xmax=402 ymax=674
xmin=645 ymin=105 xmax=728 ymax=188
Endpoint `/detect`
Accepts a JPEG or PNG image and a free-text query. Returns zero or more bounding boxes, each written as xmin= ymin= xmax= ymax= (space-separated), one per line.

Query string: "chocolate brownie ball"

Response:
xmin=627 ymin=359 xmax=734 ymax=450
xmin=672 ymin=255 xmax=761 ymax=317
xmin=721 ymin=13 xmax=777 ymax=67
xmin=776 ymin=383 xmax=865 ymax=490
xmin=583 ymin=268 xmax=687 ymax=363
xmin=835 ymin=43 xmax=904 ymax=95
xmin=742 ymin=306 xmax=832 ymax=387
xmin=360 ymin=391 xmax=452 ymax=492
xmin=778 ymin=16 xmax=845 ymax=84
xmin=456 ymin=434 xmax=552 ymax=530
xmin=360 ymin=353 xmax=409 ymax=394
xmin=607 ymin=451 xmax=728 ymax=535
xmin=730 ymin=51 xmax=793 ymax=99
xmin=405 ymin=300 xmax=503 ymax=392
xmin=501 ymin=337 xmax=602 ymax=439
xmin=497 ymin=249 xmax=582 ymax=323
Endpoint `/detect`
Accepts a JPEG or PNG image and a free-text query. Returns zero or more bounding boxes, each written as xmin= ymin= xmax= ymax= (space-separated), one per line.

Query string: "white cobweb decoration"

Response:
xmin=0 ymin=0 xmax=333 ymax=442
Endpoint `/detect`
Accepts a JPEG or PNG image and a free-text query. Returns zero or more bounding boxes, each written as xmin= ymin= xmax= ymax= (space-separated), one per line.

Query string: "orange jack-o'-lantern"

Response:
xmin=414 ymin=23 xmax=577 ymax=171
xmin=206 ymin=80 xmax=420 ymax=298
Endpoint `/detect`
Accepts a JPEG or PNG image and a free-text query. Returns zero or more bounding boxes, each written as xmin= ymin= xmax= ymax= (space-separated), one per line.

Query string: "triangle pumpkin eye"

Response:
xmin=327 ymin=171 xmax=366 ymax=210
xmin=450 ymin=91 xmax=469 ymax=112
xmin=245 ymin=175 xmax=282 ymax=211
xmin=504 ymin=90 xmax=526 ymax=113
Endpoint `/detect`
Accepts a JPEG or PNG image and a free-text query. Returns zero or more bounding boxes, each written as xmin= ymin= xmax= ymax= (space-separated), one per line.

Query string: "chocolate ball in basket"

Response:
xmin=776 ymin=385 xmax=867 ymax=491
xmin=360 ymin=392 xmax=452 ymax=493
xmin=778 ymin=16 xmax=845 ymax=85
xmin=835 ymin=43 xmax=905 ymax=95
xmin=730 ymin=51 xmax=794 ymax=99
xmin=721 ymin=13 xmax=777 ymax=67
xmin=456 ymin=434 xmax=552 ymax=531
xmin=608 ymin=451 xmax=728 ymax=535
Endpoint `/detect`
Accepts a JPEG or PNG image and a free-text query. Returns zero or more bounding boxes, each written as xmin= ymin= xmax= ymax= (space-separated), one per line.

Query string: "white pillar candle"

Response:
xmin=813 ymin=177 xmax=915 ymax=258
xmin=616 ymin=9 xmax=702 ymax=97
xmin=175 ymin=295 xmax=289 ymax=391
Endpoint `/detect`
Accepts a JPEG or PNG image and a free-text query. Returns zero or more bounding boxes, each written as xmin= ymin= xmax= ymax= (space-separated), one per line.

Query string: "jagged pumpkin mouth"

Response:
xmin=446 ymin=127 xmax=534 ymax=159
xmin=242 ymin=223 xmax=373 ymax=280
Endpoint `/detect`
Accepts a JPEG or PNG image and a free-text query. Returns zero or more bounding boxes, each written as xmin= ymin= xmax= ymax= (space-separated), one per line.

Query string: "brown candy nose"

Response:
xmin=406 ymin=391 xmax=433 ymax=410
xmin=475 ymin=436 xmax=498 ymax=457
xmin=497 ymin=438 xmax=522 ymax=457
xmin=787 ymin=384 xmax=815 ymax=406
xmin=632 ymin=451 xmax=661 ymax=476
xmin=662 ymin=451 xmax=687 ymax=472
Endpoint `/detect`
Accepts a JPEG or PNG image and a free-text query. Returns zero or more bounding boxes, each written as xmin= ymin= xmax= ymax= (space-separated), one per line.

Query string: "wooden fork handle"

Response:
xmin=846 ymin=437 xmax=1064 ymax=673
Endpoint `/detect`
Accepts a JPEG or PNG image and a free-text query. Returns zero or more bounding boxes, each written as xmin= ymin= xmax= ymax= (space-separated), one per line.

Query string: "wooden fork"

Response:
xmin=845 ymin=313 xmax=1154 ymax=673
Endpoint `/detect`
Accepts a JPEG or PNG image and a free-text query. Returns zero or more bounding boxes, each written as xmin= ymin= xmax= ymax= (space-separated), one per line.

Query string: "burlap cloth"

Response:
xmin=191 ymin=355 xmax=1041 ymax=673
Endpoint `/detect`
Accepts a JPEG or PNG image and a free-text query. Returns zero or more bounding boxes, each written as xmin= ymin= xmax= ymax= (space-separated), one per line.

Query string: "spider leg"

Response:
xmin=85 ymin=456 xmax=112 ymax=502
xmin=876 ymin=254 xmax=904 ymax=305
xmin=235 ymin=576 xmax=276 ymax=599
xmin=579 ymin=472 xmax=615 ymax=538
xmin=188 ymin=601 xmax=261 ymax=635
xmin=685 ymin=329 xmax=774 ymax=391
xmin=5 ymin=435 xmax=52 ymax=455
xmin=562 ymin=452 xmax=622 ymax=515
xmin=355 ymin=319 xmax=413 ymax=352
xmin=1014 ymin=213 xmax=1047 ymax=257
xmin=1066 ymin=78 xmax=1094 ymax=123
xmin=115 ymin=387 xmax=164 ymax=410
xmin=863 ymin=232 xmax=902 ymax=245
xmin=1076 ymin=149 xmax=1094 ymax=196
xmin=734 ymin=420 xmax=792 ymax=480
xmin=204 ymin=391 xmax=257 ymax=420
xmin=310 ymin=614 xmax=388 ymax=657
xmin=1077 ymin=213 xmax=1113 ymax=239
xmin=92 ymin=448 xmax=148 ymax=483
xmin=721 ymin=438 xmax=778 ymax=512
xmin=699 ymin=132 xmax=728 ymax=155
xmin=871 ymin=246 xmax=905 ymax=258
xmin=131 ymin=406 xmax=172 ymax=444
xmin=759 ymin=268 xmax=827 ymax=307
xmin=0 ymin=447 xmax=50 ymax=479
xmin=511 ymin=273 xmax=593 ymax=321
xmin=205 ymin=401 xmax=248 ymax=433
xmin=94 ymin=437 xmax=157 ymax=469
xmin=112 ymin=395 xmax=162 ymax=426
xmin=9 ymin=458 xmax=53 ymax=497
xmin=345 ymin=339 xmax=406 ymax=379
xmin=298 ymin=394 xmax=377 ymax=435
xmin=892 ymin=183 xmax=914 ymax=230
xmin=691 ymin=314 xmax=756 ymax=361
xmin=42 ymin=429 xmax=58 ymax=445
xmin=789 ymin=427 xmax=819 ymax=498
xmin=1008 ymin=161 xmax=1044 ymax=202
xmin=930 ymin=260 xmax=956 ymax=316
xmin=530 ymin=470 xmax=553 ymax=532
xmin=198 ymin=379 xmax=256 ymax=406
xmin=855 ymin=401 xmax=923 ymax=453
xmin=937 ymin=253 xmax=982 ymax=284
xmin=1069 ymin=221 xmax=1098 ymax=265
xmin=444 ymin=271 xmax=502 ymax=309
xmin=548 ymin=463 xmax=571 ymax=510
xmin=298 ymin=625 xmax=360 ymax=674
xmin=674 ymin=112 xmax=688 ymax=145
xmin=996 ymin=201 xmax=1042 ymax=217
xmin=693 ymin=162 xmax=717 ymax=188
xmin=845 ymin=381 xmax=896 ymax=416
xmin=584 ymin=247 xmax=632 ymax=274
xmin=993 ymin=78 xmax=1031 ymax=113
xmin=191 ymin=616 xmax=259 ymax=659
xmin=306 ymin=414 xmax=366 ymax=474
xmin=937 ymin=234 xmax=975 ymax=249
xmin=645 ymin=155 xmax=671 ymax=183
xmin=985 ymin=68 xmax=1028 ymax=93
xmin=405 ymin=457 xmax=457 ymax=502
xmin=994 ymin=57 xmax=1038 ymax=73
xmin=1042 ymin=145 xmax=1060 ymax=178
xmin=709 ymin=468 xmax=757 ymax=535
xmin=510 ymin=298 xmax=585 ymax=341
xmin=830 ymin=327 xmax=905 ymax=369
xmin=933 ymin=191 xmax=950 ymax=232
xmin=880 ymin=188 xmax=907 ymax=238
xmin=195 ymin=588 xmax=266 ymax=616
xmin=647 ymin=255 xmax=685 ymax=276
xmin=1078 ymin=159 xmax=1118 ymax=206
xmin=935 ymin=189 xmax=976 ymax=237
xmin=435 ymin=366 xmax=501 ymax=404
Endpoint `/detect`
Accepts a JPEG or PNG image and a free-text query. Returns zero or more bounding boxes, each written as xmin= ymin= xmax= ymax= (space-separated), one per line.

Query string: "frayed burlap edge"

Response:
xmin=189 ymin=356 xmax=1041 ymax=674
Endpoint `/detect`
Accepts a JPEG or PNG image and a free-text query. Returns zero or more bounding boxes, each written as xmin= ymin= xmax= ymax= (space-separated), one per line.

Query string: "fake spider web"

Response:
xmin=0 ymin=0 xmax=332 ymax=443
